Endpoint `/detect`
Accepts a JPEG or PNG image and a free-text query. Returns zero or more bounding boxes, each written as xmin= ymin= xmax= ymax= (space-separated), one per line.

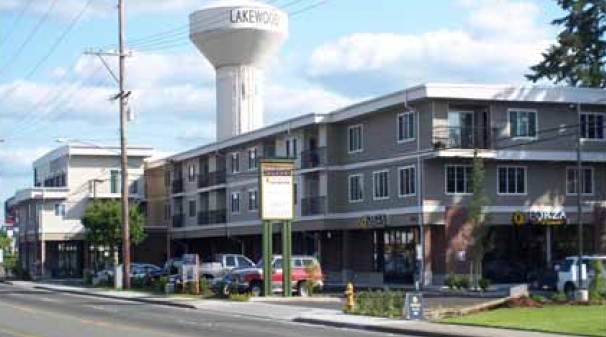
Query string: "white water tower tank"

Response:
xmin=190 ymin=0 xmax=289 ymax=141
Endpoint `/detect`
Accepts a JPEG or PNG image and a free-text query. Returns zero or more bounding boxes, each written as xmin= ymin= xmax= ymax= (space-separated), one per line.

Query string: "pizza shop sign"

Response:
xmin=512 ymin=208 xmax=567 ymax=226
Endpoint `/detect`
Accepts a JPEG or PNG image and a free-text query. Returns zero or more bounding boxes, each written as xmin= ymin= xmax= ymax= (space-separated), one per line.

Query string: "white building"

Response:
xmin=7 ymin=145 xmax=154 ymax=278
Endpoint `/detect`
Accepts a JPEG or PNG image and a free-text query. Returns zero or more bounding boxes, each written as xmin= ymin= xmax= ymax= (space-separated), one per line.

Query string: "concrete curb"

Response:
xmin=32 ymin=285 xmax=198 ymax=310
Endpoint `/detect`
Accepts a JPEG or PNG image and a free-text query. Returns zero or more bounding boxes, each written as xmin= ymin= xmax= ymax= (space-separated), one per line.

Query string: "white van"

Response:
xmin=556 ymin=255 xmax=606 ymax=295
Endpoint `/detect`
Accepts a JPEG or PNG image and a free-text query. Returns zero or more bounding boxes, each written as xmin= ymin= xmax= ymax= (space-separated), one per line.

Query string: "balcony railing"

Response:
xmin=300 ymin=147 xmax=327 ymax=169
xmin=171 ymin=179 xmax=184 ymax=194
xmin=433 ymin=127 xmax=494 ymax=150
xmin=301 ymin=196 xmax=327 ymax=216
xmin=172 ymin=214 xmax=184 ymax=228
xmin=198 ymin=209 xmax=227 ymax=226
xmin=198 ymin=171 xmax=227 ymax=189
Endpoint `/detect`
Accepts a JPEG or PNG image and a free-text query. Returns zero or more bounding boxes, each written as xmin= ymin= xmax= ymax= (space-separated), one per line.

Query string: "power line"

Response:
xmin=0 ymin=0 xmax=36 ymax=49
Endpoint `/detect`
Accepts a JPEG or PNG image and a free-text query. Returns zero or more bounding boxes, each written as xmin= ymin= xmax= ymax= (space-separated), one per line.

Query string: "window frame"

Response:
xmin=580 ymin=112 xmax=605 ymax=141
xmin=248 ymin=189 xmax=259 ymax=212
xmin=398 ymin=165 xmax=417 ymax=197
xmin=348 ymin=174 xmax=364 ymax=203
xmin=496 ymin=166 xmax=527 ymax=196
xmin=566 ymin=166 xmax=595 ymax=196
xmin=188 ymin=200 xmax=196 ymax=218
xmin=445 ymin=164 xmax=473 ymax=195
xmin=231 ymin=192 xmax=241 ymax=214
xmin=110 ymin=169 xmax=121 ymax=194
xmin=508 ymin=108 xmax=539 ymax=140
xmin=396 ymin=111 xmax=416 ymax=143
xmin=230 ymin=152 xmax=240 ymax=174
xmin=248 ymin=148 xmax=258 ymax=170
xmin=372 ymin=169 xmax=390 ymax=201
xmin=54 ymin=203 xmax=66 ymax=217
xmin=347 ymin=124 xmax=364 ymax=154
xmin=188 ymin=164 xmax=196 ymax=182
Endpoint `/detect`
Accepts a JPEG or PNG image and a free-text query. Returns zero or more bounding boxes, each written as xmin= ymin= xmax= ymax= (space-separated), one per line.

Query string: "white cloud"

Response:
xmin=307 ymin=0 xmax=552 ymax=95
xmin=0 ymin=147 xmax=50 ymax=177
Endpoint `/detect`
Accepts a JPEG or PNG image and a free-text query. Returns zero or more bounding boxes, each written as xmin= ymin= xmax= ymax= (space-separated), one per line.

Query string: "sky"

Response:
xmin=0 ymin=0 xmax=564 ymax=217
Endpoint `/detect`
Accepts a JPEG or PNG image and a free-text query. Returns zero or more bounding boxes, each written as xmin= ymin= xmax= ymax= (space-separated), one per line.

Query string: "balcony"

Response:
xmin=171 ymin=179 xmax=184 ymax=194
xmin=172 ymin=214 xmax=184 ymax=228
xmin=301 ymin=196 xmax=327 ymax=216
xmin=198 ymin=210 xmax=227 ymax=226
xmin=198 ymin=171 xmax=227 ymax=189
xmin=433 ymin=127 xmax=493 ymax=150
xmin=300 ymin=147 xmax=327 ymax=169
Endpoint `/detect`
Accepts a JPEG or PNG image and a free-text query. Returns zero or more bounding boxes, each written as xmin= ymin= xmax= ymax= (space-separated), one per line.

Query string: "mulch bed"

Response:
xmin=501 ymin=297 xmax=606 ymax=309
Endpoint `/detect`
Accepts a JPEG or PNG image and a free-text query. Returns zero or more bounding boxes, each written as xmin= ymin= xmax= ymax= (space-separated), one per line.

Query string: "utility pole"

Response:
xmin=118 ymin=0 xmax=131 ymax=290
xmin=575 ymin=102 xmax=586 ymax=300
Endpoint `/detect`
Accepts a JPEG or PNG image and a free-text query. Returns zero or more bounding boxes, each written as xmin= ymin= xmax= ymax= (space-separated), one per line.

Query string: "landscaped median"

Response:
xmin=439 ymin=303 xmax=606 ymax=337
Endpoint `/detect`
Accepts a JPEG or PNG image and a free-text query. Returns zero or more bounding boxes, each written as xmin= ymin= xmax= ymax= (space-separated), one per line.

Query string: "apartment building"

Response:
xmin=7 ymin=145 xmax=154 ymax=278
xmin=148 ymin=83 xmax=606 ymax=286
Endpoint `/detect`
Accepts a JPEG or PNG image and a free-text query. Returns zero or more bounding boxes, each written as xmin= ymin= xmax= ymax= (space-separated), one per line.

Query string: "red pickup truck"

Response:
xmin=223 ymin=255 xmax=323 ymax=297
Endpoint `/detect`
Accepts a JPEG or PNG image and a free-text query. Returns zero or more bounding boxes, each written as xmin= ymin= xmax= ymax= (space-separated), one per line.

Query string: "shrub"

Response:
xmin=444 ymin=274 xmax=456 ymax=290
xmin=478 ymin=278 xmax=491 ymax=292
xmin=151 ymin=276 xmax=168 ymax=293
xmin=199 ymin=277 xmax=214 ymax=297
xmin=131 ymin=277 xmax=145 ymax=289
xmin=551 ymin=292 xmax=567 ymax=302
xmin=588 ymin=260 xmax=606 ymax=301
xmin=530 ymin=294 xmax=549 ymax=303
xmin=456 ymin=276 xmax=471 ymax=290
xmin=350 ymin=290 xmax=406 ymax=318
xmin=228 ymin=293 xmax=250 ymax=302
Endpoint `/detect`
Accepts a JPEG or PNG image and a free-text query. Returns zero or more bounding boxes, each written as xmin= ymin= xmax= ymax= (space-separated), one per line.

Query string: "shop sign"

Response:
xmin=404 ymin=293 xmax=425 ymax=320
xmin=512 ymin=208 xmax=567 ymax=226
xmin=359 ymin=214 xmax=388 ymax=229
xmin=260 ymin=161 xmax=295 ymax=221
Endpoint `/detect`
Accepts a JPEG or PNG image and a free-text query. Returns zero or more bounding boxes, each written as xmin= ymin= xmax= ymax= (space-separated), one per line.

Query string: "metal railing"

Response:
xmin=301 ymin=196 xmax=327 ymax=216
xmin=198 ymin=171 xmax=227 ymax=188
xmin=198 ymin=209 xmax=227 ymax=226
xmin=300 ymin=147 xmax=328 ymax=169
xmin=433 ymin=126 xmax=494 ymax=150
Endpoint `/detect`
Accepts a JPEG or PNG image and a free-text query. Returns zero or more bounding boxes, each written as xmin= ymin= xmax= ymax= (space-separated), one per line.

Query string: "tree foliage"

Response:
xmin=0 ymin=231 xmax=10 ymax=252
xmin=526 ymin=0 xmax=606 ymax=88
xmin=81 ymin=200 xmax=146 ymax=258
xmin=467 ymin=150 xmax=494 ymax=287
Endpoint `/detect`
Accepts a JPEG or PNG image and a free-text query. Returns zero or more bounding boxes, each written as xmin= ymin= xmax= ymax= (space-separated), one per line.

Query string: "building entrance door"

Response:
xmin=379 ymin=228 xmax=417 ymax=283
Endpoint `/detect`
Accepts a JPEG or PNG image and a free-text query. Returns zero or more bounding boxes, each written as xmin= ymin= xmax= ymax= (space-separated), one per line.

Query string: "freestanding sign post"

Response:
xmin=259 ymin=159 xmax=295 ymax=297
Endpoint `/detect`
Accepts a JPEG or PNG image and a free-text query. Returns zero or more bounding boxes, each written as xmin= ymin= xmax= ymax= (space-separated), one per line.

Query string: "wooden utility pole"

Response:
xmin=118 ymin=0 xmax=131 ymax=290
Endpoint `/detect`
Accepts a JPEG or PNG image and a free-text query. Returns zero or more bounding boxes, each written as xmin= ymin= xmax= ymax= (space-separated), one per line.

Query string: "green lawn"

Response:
xmin=439 ymin=305 xmax=606 ymax=337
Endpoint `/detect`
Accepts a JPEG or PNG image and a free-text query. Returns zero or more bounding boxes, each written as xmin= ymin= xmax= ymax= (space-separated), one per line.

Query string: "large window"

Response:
xmin=188 ymin=200 xmax=196 ymax=217
xmin=397 ymin=111 xmax=415 ymax=142
xmin=188 ymin=165 xmax=196 ymax=182
xmin=285 ymin=138 xmax=298 ymax=158
xmin=248 ymin=148 xmax=258 ymax=170
xmin=110 ymin=170 xmax=121 ymax=193
xmin=248 ymin=190 xmax=258 ymax=211
xmin=567 ymin=167 xmax=594 ymax=195
xmin=373 ymin=170 xmax=389 ymax=200
xmin=509 ymin=110 xmax=537 ymax=138
xmin=348 ymin=124 xmax=363 ymax=153
xmin=231 ymin=192 xmax=240 ymax=214
xmin=446 ymin=165 xmax=473 ymax=194
xmin=348 ymin=174 xmax=364 ymax=203
xmin=398 ymin=166 xmax=416 ymax=197
xmin=54 ymin=204 xmax=66 ymax=217
xmin=231 ymin=153 xmax=240 ymax=174
xmin=581 ymin=113 xmax=605 ymax=140
xmin=498 ymin=166 xmax=527 ymax=195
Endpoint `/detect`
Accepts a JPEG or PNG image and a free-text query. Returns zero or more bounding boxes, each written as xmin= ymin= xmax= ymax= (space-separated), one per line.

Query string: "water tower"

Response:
xmin=190 ymin=0 xmax=289 ymax=141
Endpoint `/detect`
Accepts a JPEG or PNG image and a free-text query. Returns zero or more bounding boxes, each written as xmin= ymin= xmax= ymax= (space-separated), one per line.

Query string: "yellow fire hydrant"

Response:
xmin=345 ymin=282 xmax=355 ymax=311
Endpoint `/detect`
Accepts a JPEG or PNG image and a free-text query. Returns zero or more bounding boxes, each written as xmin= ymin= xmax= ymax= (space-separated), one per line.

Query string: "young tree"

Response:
xmin=526 ymin=0 xmax=606 ymax=88
xmin=467 ymin=150 xmax=493 ymax=289
xmin=81 ymin=200 xmax=145 ymax=263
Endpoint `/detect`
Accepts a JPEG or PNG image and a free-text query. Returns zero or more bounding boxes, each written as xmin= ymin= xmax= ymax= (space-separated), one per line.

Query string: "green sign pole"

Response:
xmin=262 ymin=221 xmax=273 ymax=297
xmin=282 ymin=221 xmax=292 ymax=297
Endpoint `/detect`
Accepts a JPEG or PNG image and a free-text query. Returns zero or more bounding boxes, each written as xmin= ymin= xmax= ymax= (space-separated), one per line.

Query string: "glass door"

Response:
xmin=448 ymin=112 xmax=474 ymax=148
xmin=381 ymin=228 xmax=417 ymax=283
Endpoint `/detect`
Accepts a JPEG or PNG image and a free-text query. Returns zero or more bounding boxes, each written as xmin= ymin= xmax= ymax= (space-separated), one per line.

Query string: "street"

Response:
xmin=0 ymin=283 xmax=399 ymax=337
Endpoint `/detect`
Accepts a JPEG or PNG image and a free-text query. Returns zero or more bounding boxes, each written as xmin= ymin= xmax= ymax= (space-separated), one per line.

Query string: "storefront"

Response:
xmin=45 ymin=241 xmax=83 ymax=278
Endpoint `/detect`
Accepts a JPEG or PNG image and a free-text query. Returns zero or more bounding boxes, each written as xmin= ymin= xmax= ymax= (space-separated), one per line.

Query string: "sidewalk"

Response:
xmin=5 ymin=280 xmax=570 ymax=337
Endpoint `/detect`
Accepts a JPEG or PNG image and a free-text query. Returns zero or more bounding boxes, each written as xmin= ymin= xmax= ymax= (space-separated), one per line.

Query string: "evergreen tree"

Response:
xmin=526 ymin=0 xmax=606 ymax=88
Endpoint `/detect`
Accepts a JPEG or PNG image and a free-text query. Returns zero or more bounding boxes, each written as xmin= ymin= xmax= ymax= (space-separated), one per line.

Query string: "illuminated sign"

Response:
xmin=359 ymin=214 xmax=388 ymax=229
xmin=260 ymin=161 xmax=294 ymax=221
xmin=511 ymin=208 xmax=567 ymax=226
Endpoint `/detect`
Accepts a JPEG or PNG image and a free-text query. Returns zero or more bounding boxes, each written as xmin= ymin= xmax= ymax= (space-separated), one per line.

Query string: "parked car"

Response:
xmin=149 ymin=258 xmax=184 ymax=283
xmin=483 ymin=259 xmax=532 ymax=283
xmin=555 ymin=255 xmax=606 ymax=295
xmin=95 ymin=263 xmax=161 ymax=283
xmin=200 ymin=254 xmax=255 ymax=280
xmin=218 ymin=255 xmax=323 ymax=297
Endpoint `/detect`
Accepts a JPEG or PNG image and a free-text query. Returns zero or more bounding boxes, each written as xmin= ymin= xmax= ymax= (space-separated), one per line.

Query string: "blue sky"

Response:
xmin=0 ymin=0 xmax=562 ymax=217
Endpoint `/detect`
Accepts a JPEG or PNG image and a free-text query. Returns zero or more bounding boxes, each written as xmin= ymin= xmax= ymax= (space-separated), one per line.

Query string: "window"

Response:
xmin=348 ymin=174 xmax=364 ymax=203
xmin=225 ymin=256 xmax=236 ymax=268
xmin=286 ymin=138 xmax=298 ymax=158
xmin=509 ymin=110 xmax=537 ymax=138
xmin=248 ymin=190 xmax=258 ymax=211
xmin=231 ymin=192 xmax=240 ymax=214
xmin=398 ymin=166 xmax=416 ymax=197
xmin=188 ymin=200 xmax=196 ymax=217
xmin=248 ymin=148 xmax=258 ymax=170
xmin=293 ymin=183 xmax=298 ymax=205
xmin=498 ymin=166 xmax=526 ymax=195
xmin=397 ymin=111 xmax=415 ymax=142
xmin=348 ymin=124 xmax=363 ymax=153
xmin=188 ymin=165 xmax=196 ymax=182
xmin=130 ymin=180 xmax=139 ymax=194
xmin=373 ymin=170 xmax=389 ymax=200
xmin=237 ymin=256 xmax=253 ymax=268
xmin=446 ymin=165 xmax=473 ymax=194
xmin=54 ymin=204 xmax=66 ymax=217
xmin=567 ymin=167 xmax=594 ymax=195
xmin=581 ymin=113 xmax=605 ymax=140
xmin=231 ymin=153 xmax=240 ymax=173
xmin=110 ymin=170 xmax=121 ymax=193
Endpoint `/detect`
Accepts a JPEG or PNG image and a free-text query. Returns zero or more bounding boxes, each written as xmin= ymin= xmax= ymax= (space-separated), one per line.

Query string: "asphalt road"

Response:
xmin=0 ymin=283 xmax=402 ymax=337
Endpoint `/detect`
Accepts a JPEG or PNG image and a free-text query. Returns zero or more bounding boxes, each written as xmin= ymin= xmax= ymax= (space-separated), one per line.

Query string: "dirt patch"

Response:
xmin=502 ymin=297 xmax=543 ymax=308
